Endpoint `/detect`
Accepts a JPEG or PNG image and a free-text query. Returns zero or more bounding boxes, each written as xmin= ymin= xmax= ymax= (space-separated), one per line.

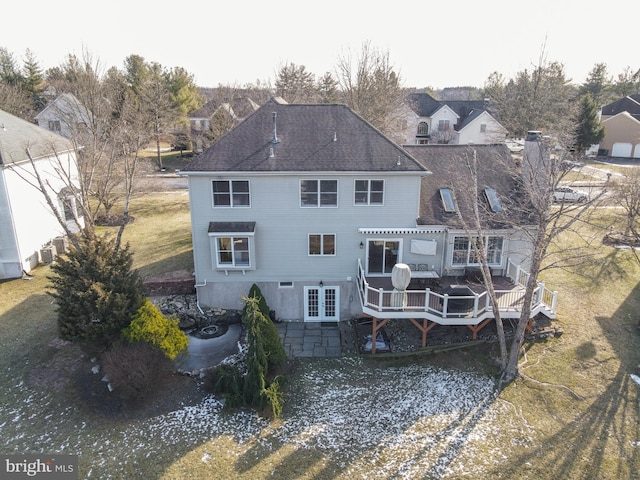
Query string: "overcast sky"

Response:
xmin=4 ymin=0 xmax=638 ymax=90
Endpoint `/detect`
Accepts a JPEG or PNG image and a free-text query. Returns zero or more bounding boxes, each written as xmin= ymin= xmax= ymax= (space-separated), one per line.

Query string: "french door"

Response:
xmin=304 ymin=286 xmax=340 ymax=322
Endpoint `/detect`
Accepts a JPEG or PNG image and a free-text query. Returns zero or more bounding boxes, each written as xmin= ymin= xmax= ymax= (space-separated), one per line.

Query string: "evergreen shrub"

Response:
xmin=121 ymin=299 xmax=188 ymax=360
xmin=48 ymin=230 xmax=145 ymax=349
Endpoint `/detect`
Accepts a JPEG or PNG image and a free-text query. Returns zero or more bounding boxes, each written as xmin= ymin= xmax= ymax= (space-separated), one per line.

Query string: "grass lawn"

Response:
xmin=1 ymin=192 xmax=639 ymax=479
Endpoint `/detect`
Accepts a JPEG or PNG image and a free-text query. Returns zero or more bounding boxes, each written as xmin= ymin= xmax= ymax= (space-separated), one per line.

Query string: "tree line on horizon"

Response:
xmin=1 ymin=42 xmax=637 ymax=144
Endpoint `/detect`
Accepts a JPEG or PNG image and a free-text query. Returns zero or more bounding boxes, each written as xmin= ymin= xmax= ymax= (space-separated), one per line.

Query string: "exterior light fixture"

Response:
xmin=360 ymin=241 xmax=364 ymax=249
xmin=319 ymin=280 xmax=323 ymax=288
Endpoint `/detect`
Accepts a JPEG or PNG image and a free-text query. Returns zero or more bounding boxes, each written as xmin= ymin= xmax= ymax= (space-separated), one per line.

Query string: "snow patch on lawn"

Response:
xmin=2 ymin=358 xmax=533 ymax=479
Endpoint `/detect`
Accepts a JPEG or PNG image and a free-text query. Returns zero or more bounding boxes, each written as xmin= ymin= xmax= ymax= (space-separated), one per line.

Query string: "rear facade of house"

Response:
xmin=182 ymin=98 xmax=552 ymax=324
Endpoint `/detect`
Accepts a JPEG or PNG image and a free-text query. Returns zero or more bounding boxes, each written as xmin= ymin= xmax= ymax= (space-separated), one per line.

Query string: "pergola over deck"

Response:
xmin=356 ymin=259 xmax=557 ymax=353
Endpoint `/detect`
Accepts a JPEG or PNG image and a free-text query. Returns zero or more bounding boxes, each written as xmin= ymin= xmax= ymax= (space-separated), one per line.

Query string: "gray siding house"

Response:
xmin=182 ymin=97 xmax=428 ymax=321
xmin=182 ymin=98 xmax=556 ymax=337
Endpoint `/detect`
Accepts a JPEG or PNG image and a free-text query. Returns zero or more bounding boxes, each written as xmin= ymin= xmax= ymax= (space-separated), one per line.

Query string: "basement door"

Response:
xmin=304 ymin=286 xmax=340 ymax=322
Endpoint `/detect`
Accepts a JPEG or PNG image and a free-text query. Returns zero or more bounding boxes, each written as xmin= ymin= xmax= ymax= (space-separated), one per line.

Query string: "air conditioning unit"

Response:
xmin=40 ymin=244 xmax=57 ymax=264
xmin=52 ymin=236 xmax=68 ymax=254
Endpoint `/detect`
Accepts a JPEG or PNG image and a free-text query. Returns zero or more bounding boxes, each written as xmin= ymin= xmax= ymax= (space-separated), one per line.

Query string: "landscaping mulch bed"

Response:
xmin=27 ymin=338 xmax=207 ymax=421
xmin=351 ymin=314 xmax=561 ymax=356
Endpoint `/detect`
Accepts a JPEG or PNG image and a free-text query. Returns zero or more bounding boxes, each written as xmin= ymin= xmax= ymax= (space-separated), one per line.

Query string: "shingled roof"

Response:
xmin=404 ymin=144 xmax=533 ymax=229
xmin=406 ymin=92 xmax=500 ymax=131
xmin=0 ymin=109 xmax=75 ymax=166
xmin=601 ymin=94 xmax=640 ymax=120
xmin=183 ymin=98 xmax=428 ymax=174
xmin=190 ymin=96 xmax=260 ymax=120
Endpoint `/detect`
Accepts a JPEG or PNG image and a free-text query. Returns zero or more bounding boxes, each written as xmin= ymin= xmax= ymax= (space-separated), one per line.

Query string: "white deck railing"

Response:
xmin=356 ymin=259 xmax=557 ymax=326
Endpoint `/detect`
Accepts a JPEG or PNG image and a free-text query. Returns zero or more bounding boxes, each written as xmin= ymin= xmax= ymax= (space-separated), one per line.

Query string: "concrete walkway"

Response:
xmin=276 ymin=322 xmax=343 ymax=358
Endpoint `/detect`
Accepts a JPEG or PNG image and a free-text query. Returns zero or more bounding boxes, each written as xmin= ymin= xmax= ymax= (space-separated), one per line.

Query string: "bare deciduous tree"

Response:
xmin=606 ymin=168 xmax=640 ymax=256
xmin=0 ymin=82 xmax=33 ymax=119
xmin=502 ymin=135 xmax=609 ymax=383
xmin=335 ymin=41 xmax=406 ymax=139
xmin=483 ymin=46 xmax=577 ymax=137
xmin=451 ymin=149 xmax=512 ymax=369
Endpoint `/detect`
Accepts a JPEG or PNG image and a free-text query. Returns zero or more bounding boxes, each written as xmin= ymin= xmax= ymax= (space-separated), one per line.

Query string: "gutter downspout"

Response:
xmin=194 ymin=278 xmax=207 ymax=314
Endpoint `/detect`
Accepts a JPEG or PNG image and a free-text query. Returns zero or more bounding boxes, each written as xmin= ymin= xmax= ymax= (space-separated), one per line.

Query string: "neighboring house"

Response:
xmin=0 ymin=109 xmax=83 ymax=279
xmin=598 ymin=94 xmax=640 ymax=157
xmin=189 ymin=96 xmax=260 ymax=153
xmin=181 ymin=98 xmax=556 ymax=345
xmin=34 ymin=93 xmax=92 ymax=139
xmin=398 ymin=92 xmax=508 ymax=146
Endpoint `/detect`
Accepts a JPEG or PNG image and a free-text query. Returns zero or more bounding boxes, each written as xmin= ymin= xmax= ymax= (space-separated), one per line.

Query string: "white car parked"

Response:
xmin=553 ymin=186 xmax=588 ymax=203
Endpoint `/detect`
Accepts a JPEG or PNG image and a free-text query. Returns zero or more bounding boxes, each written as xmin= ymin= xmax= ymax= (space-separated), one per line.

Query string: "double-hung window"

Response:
xmin=212 ymin=180 xmax=250 ymax=207
xmin=308 ymin=234 xmax=336 ymax=256
xmin=300 ymin=180 xmax=337 ymax=207
xmin=354 ymin=180 xmax=384 ymax=205
xmin=216 ymin=236 xmax=250 ymax=267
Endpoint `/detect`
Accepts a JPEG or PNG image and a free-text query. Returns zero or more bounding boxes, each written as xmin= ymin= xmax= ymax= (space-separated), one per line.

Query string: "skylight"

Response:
xmin=484 ymin=188 xmax=503 ymax=212
xmin=439 ymin=188 xmax=457 ymax=213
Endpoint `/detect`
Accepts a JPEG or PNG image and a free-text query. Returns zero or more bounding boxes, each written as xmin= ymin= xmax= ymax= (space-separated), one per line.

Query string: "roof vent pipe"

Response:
xmin=269 ymin=147 xmax=275 ymax=158
xmin=333 ymin=132 xmax=337 ymax=142
xmin=271 ymin=112 xmax=278 ymax=144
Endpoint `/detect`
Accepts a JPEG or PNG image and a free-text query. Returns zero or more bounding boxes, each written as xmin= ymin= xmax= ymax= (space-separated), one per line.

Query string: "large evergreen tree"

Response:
xmin=574 ymin=93 xmax=605 ymax=154
xmin=22 ymin=49 xmax=45 ymax=110
xmin=275 ymin=62 xmax=317 ymax=103
xmin=579 ymin=63 xmax=614 ymax=107
xmin=48 ymin=231 xmax=145 ymax=349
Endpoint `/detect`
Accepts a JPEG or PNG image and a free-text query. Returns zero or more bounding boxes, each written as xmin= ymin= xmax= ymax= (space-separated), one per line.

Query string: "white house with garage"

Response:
xmin=0 ymin=109 xmax=83 ymax=279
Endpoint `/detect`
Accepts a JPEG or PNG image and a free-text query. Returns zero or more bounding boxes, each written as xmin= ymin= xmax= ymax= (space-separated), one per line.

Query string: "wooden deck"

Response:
xmin=356 ymin=259 xmax=558 ymax=353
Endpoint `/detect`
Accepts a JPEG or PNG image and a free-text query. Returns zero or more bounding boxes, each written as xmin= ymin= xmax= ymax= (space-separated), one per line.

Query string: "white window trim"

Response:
xmin=211 ymin=179 xmax=251 ymax=208
xmin=299 ymin=179 xmax=338 ymax=208
xmin=365 ymin=238 xmax=403 ymax=276
xmin=308 ymin=233 xmax=337 ymax=256
xmin=209 ymin=233 xmax=255 ymax=271
xmin=450 ymin=235 xmax=504 ymax=267
xmin=354 ymin=179 xmax=385 ymax=206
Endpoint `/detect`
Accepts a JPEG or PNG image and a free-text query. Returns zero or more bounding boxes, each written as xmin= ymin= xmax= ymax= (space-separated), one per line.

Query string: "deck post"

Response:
xmin=538 ymin=282 xmax=545 ymax=304
xmin=409 ymin=318 xmax=437 ymax=347
xmin=371 ymin=317 xmax=389 ymax=354
xmin=467 ymin=317 xmax=493 ymax=340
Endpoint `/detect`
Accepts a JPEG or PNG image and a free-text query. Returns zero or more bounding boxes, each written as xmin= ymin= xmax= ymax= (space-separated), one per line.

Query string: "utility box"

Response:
xmin=40 ymin=244 xmax=57 ymax=264
xmin=52 ymin=236 xmax=68 ymax=254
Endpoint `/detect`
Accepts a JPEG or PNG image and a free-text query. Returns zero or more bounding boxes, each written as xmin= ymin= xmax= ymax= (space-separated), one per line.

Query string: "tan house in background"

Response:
xmin=599 ymin=94 xmax=640 ymax=158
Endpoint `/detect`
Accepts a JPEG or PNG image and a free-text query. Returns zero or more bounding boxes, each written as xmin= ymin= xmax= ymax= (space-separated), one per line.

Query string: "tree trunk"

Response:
xmin=156 ymin=135 xmax=163 ymax=171
xmin=502 ymin=252 xmax=543 ymax=384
